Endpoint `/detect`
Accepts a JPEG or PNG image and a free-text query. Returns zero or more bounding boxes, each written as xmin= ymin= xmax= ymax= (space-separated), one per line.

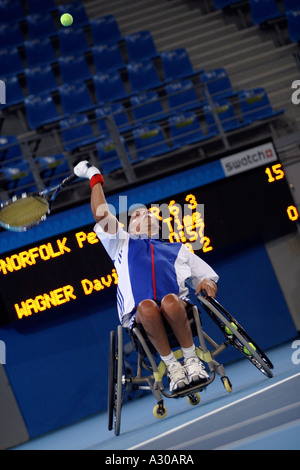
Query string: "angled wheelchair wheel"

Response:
xmin=198 ymin=295 xmax=274 ymax=378
xmin=107 ymin=325 xmax=125 ymax=436
xmin=107 ymin=330 xmax=116 ymax=431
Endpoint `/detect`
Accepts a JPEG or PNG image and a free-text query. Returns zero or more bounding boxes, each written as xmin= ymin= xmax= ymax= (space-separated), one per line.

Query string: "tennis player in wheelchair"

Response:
xmin=74 ymin=161 xmax=219 ymax=393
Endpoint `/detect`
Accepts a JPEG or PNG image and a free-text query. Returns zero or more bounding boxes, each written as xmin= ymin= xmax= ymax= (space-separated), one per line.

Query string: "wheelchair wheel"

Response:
xmin=153 ymin=401 xmax=167 ymax=419
xmin=107 ymin=330 xmax=116 ymax=431
xmin=107 ymin=326 xmax=125 ymax=436
xmin=115 ymin=325 xmax=124 ymax=436
xmin=198 ymin=295 xmax=274 ymax=378
xmin=187 ymin=393 xmax=201 ymax=406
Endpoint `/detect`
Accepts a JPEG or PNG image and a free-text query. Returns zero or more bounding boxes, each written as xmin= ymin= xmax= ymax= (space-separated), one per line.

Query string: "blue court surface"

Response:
xmin=13 ymin=340 xmax=300 ymax=450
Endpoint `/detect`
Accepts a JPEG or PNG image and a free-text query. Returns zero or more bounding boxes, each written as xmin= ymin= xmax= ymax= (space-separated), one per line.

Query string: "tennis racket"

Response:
xmin=0 ymin=173 xmax=78 ymax=232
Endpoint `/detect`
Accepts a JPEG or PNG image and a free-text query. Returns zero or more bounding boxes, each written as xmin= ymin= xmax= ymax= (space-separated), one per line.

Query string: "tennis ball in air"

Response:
xmin=243 ymin=343 xmax=256 ymax=356
xmin=225 ymin=322 xmax=238 ymax=335
xmin=60 ymin=13 xmax=73 ymax=27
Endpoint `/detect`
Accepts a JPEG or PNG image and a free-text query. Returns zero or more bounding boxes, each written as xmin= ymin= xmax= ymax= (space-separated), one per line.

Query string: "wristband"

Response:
xmin=90 ymin=173 xmax=104 ymax=189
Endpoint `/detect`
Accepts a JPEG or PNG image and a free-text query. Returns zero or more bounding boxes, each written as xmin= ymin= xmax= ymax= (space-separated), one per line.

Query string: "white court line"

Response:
xmin=168 ymin=400 xmax=300 ymax=450
xmin=128 ymin=371 xmax=300 ymax=450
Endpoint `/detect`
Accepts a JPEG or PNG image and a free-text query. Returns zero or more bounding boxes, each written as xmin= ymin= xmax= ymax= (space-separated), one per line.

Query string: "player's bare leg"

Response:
xmin=135 ymin=299 xmax=188 ymax=391
xmin=161 ymin=293 xmax=209 ymax=385
xmin=160 ymin=294 xmax=194 ymax=348
xmin=135 ymin=299 xmax=171 ymax=356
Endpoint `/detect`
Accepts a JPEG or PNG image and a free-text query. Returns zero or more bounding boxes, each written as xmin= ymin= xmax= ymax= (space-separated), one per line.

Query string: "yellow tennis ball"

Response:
xmin=60 ymin=13 xmax=73 ymax=27
xmin=243 ymin=343 xmax=256 ymax=356
xmin=225 ymin=322 xmax=238 ymax=335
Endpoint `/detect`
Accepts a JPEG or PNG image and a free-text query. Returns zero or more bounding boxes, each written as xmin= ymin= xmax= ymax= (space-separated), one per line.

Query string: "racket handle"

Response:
xmin=61 ymin=173 xmax=78 ymax=187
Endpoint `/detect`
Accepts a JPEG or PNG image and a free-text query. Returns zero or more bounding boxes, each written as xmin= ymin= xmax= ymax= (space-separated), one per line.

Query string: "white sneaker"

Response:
xmin=184 ymin=357 xmax=209 ymax=385
xmin=166 ymin=361 xmax=188 ymax=392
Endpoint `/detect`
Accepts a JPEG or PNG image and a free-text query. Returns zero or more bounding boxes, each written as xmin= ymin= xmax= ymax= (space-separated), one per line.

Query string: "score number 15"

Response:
xmin=265 ymin=163 xmax=285 ymax=182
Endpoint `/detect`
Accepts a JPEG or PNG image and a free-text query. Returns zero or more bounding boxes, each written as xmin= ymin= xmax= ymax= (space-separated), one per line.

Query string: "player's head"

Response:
xmin=129 ymin=206 xmax=159 ymax=237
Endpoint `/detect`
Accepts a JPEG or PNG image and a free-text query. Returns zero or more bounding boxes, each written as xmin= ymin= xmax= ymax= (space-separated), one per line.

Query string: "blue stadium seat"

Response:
xmin=125 ymin=30 xmax=158 ymax=62
xmin=200 ymin=68 xmax=235 ymax=100
xmin=0 ymin=23 xmax=24 ymax=48
xmin=25 ymin=65 xmax=58 ymax=95
xmin=283 ymin=0 xmax=300 ymax=10
xmin=0 ymin=47 xmax=24 ymax=77
xmin=96 ymin=137 xmax=130 ymax=174
xmin=248 ymin=0 xmax=283 ymax=25
xmin=58 ymin=1 xmax=89 ymax=26
xmin=36 ymin=154 xmax=70 ymax=187
xmin=25 ymin=38 xmax=57 ymax=67
xmin=92 ymin=43 xmax=125 ymax=73
xmin=90 ymin=15 xmax=122 ymax=45
xmin=60 ymin=115 xmax=98 ymax=152
xmin=130 ymin=91 xmax=167 ymax=123
xmin=0 ymin=135 xmax=23 ymax=163
xmin=214 ymin=0 xmax=244 ymax=8
xmin=286 ymin=9 xmax=300 ymax=41
xmin=133 ymin=123 xmax=171 ymax=160
xmin=95 ymin=103 xmax=131 ymax=134
xmin=169 ymin=112 xmax=207 ymax=147
xmin=59 ymin=54 xmax=92 ymax=84
xmin=0 ymin=0 xmax=26 ymax=23
xmin=27 ymin=12 xmax=57 ymax=40
xmin=204 ymin=100 xmax=245 ymax=133
xmin=59 ymin=82 xmax=95 ymax=115
xmin=1 ymin=160 xmax=37 ymax=195
xmin=1 ymin=76 xmax=24 ymax=108
xmin=93 ymin=70 xmax=128 ymax=104
xmin=127 ymin=59 xmax=162 ymax=93
xmin=27 ymin=0 xmax=57 ymax=14
xmin=58 ymin=27 xmax=90 ymax=55
xmin=161 ymin=48 xmax=198 ymax=81
xmin=166 ymin=79 xmax=202 ymax=112
xmin=238 ymin=88 xmax=284 ymax=122
xmin=25 ymin=92 xmax=61 ymax=130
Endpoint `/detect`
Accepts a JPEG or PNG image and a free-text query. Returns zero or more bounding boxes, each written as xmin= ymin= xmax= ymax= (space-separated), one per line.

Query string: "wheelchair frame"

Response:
xmin=107 ymin=295 xmax=274 ymax=436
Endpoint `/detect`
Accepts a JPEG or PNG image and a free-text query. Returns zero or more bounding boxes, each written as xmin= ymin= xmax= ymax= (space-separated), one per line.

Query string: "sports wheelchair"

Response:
xmin=107 ymin=295 xmax=274 ymax=436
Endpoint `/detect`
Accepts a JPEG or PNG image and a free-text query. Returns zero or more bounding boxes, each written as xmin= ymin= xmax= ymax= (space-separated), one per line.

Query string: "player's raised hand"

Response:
xmin=73 ymin=160 xmax=101 ymax=180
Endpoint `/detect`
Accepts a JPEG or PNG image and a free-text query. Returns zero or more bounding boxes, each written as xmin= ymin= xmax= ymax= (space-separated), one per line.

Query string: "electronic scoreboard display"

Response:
xmin=0 ymin=141 xmax=298 ymax=324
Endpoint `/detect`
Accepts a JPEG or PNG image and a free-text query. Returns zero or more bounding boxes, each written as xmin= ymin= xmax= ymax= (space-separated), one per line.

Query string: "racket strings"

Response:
xmin=0 ymin=196 xmax=49 ymax=228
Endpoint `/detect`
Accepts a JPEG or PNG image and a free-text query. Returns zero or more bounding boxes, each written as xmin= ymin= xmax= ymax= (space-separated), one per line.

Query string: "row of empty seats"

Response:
xmin=214 ymin=0 xmax=300 ymax=42
xmin=21 ymin=68 xmax=283 ymax=131
xmin=0 ymin=84 xmax=283 ymax=158
xmin=1 ymin=48 xmax=201 ymax=112
xmin=1 ymin=23 xmax=160 ymax=64
xmin=0 ymin=0 xmax=89 ymax=35
xmin=1 ymin=23 xmax=161 ymax=71
xmin=0 ymin=0 xmax=75 ymax=18
xmin=3 ymin=58 xmax=282 ymax=129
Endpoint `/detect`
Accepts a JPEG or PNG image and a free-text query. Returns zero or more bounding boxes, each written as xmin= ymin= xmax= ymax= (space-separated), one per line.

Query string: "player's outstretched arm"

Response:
xmin=74 ymin=161 xmax=118 ymax=233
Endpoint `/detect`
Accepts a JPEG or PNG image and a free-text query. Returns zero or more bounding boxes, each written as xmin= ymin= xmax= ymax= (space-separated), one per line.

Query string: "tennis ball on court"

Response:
xmin=60 ymin=13 xmax=73 ymax=27
xmin=225 ymin=322 xmax=238 ymax=335
xmin=243 ymin=343 xmax=256 ymax=356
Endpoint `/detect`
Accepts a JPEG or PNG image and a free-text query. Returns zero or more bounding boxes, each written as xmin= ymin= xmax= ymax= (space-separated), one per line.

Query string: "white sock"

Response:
xmin=182 ymin=344 xmax=197 ymax=360
xmin=161 ymin=351 xmax=177 ymax=367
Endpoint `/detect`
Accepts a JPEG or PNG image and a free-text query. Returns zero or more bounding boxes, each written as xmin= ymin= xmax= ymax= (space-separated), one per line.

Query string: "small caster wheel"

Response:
xmin=187 ymin=393 xmax=200 ymax=406
xmin=222 ymin=377 xmax=232 ymax=393
xmin=153 ymin=402 xmax=167 ymax=419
